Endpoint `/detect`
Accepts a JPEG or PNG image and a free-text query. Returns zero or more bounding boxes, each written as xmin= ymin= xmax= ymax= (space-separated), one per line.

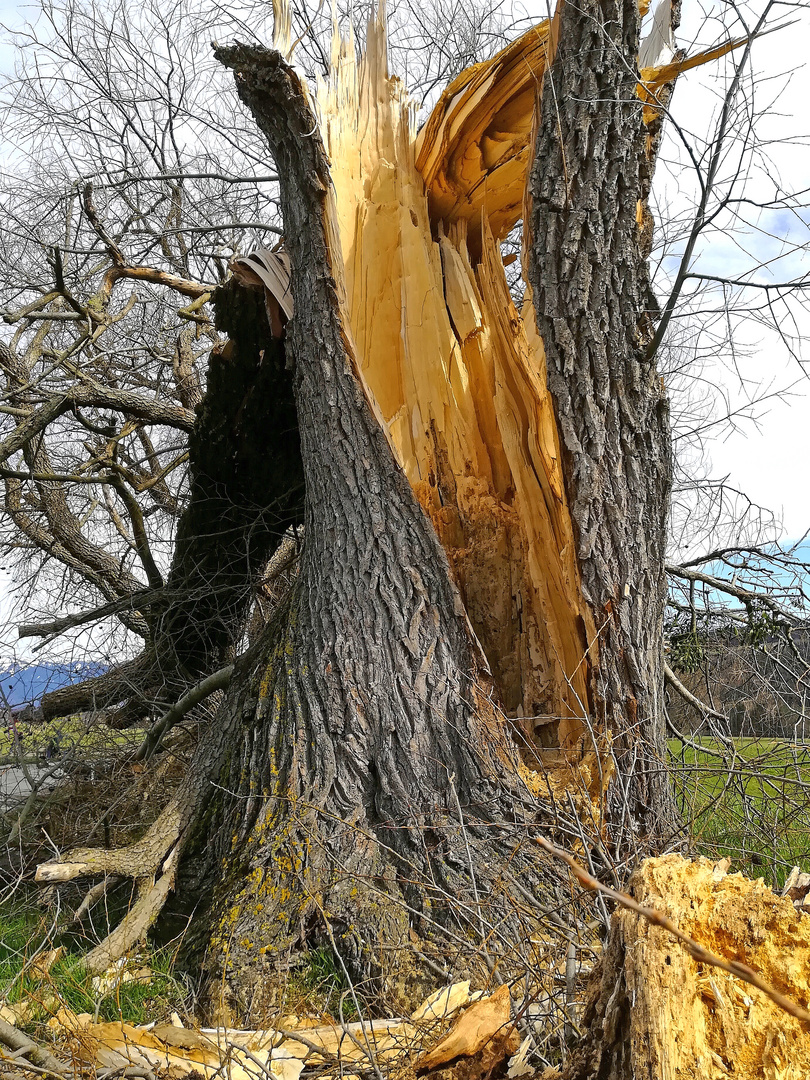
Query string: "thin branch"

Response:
xmin=135 ymin=664 xmax=234 ymax=761
xmin=132 ymin=221 xmax=282 ymax=237
xmin=685 ymin=272 xmax=810 ymax=291
xmin=98 ymin=171 xmax=278 ymax=186
xmin=664 ymin=661 xmax=729 ymax=721
xmin=646 ymin=4 xmax=778 ymax=359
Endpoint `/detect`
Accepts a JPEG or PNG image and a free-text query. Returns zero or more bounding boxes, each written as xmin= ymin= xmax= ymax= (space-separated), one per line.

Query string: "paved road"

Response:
xmin=0 ymin=764 xmax=64 ymax=808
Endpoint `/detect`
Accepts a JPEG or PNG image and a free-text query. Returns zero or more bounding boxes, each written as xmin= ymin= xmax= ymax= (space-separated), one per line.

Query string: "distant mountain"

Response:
xmin=0 ymin=661 xmax=106 ymax=709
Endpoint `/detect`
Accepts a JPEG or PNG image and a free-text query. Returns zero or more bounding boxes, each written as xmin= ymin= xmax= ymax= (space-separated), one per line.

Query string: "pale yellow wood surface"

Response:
xmin=584 ymin=856 xmax=810 ymax=1079
xmin=313 ymin=11 xmax=593 ymax=750
xmin=414 ymin=23 xmax=553 ymax=253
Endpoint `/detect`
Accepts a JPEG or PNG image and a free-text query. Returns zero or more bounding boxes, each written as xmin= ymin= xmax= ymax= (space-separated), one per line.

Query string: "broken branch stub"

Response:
xmin=36 ymin=801 xmax=184 ymax=883
xmin=35 ymin=861 xmax=93 ymax=883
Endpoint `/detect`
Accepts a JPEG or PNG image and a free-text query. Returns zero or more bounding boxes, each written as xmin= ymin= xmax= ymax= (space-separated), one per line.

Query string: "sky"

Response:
xmin=0 ymin=0 xmax=807 ymax=547
xmin=655 ymin=0 xmax=810 ymax=544
xmin=0 ymin=0 xmax=18 ymax=70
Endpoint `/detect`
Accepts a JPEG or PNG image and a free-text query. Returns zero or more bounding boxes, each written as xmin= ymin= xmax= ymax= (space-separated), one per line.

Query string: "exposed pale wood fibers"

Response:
xmin=315 ymin=12 xmax=594 ymax=751
xmin=414 ymin=22 xmax=553 ymax=251
xmin=570 ymin=856 xmax=810 ymax=1079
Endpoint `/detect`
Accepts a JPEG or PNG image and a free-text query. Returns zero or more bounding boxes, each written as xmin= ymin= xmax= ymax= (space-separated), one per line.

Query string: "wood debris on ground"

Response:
xmin=0 ymin=981 xmax=525 ymax=1080
xmin=7 ymin=857 xmax=810 ymax=1079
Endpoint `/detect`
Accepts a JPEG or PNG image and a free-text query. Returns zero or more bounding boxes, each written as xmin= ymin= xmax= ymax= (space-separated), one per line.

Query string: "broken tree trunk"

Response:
xmin=310 ymin=14 xmax=595 ymax=759
xmin=186 ymin=37 xmax=574 ymax=1019
xmin=568 ymin=855 xmax=810 ymax=1079
xmin=35 ymin=0 xmax=733 ymax=1025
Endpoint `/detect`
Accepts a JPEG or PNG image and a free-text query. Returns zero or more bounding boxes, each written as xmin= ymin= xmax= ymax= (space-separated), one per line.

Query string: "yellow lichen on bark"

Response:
xmin=313 ymin=11 xmax=595 ymax=751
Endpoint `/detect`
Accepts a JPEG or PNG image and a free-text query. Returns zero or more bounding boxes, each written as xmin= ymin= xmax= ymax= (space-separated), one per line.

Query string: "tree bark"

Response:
xmin=528 ymin=0 xmax=674 ymax=841
xmin=36 ymin=0 xmax=680 ymax=1025
xmin=172 ymin=43 xmax=560 ymax=1020
xmin=40 ymin=278 xmax=304 ymax=723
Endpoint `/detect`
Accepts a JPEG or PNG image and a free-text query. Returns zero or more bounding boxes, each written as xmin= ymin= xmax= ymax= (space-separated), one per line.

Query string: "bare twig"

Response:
xmin=0 ymin=1017 xmax=73 ymax=1080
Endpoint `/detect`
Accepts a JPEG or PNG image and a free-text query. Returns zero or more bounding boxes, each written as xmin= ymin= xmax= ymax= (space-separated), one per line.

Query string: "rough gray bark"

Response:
xmin=36 ymin=3 xmax=677 ymax=1021
xmin=528 ymin=0 xmax=674 ymax=843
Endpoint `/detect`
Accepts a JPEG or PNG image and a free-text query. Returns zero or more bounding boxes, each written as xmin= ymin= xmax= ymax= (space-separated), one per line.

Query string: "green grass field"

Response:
xmin=0 ymin=716 xmax=145 ymax=766
xmin=668 ymin=736 xmax=810 ymax=888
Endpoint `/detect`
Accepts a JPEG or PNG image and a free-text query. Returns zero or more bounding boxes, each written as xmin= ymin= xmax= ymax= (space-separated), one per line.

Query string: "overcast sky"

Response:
xmin=0 ymin=0 xmax=807 ymax=544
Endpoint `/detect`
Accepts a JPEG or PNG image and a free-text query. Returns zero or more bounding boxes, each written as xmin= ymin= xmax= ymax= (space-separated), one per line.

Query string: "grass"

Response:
xmin=0 ymin=907 xmax=44 ymax=989
xmin=0 ymin=902 xmax=187 ymax=1026
xmin=285 ymin=946 xmax=359 ymax=1020
xmin=668 ymin=736 xmax=810 ymax=888
xmin=0 ymin=716 xmax=146 ymax=766
xmin=0 ymin=898 xmax=355 ymax=1029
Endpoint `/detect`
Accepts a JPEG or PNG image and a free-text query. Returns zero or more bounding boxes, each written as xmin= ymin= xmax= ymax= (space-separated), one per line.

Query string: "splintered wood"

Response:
xmin=47 ymin=982 xmax=519 ymax=1080
xmin=414 ymin=23 xmax=553 ymax=250
xmin=572 ymin=856 xmax=810 ymax=1080
xmin=311 ymin=11 xmax=594 ymax=755
xmin=248 ymin=4 xmax=746 ymax=774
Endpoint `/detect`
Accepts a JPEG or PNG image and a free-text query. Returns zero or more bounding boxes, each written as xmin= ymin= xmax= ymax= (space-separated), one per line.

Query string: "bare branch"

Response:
xmin=135 ymin=663 xmax=234 ymax=761
xmin=664 ymin=660 xmax=729 ymax=721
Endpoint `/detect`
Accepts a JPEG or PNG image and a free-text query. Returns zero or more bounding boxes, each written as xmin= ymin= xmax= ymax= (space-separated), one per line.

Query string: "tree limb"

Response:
xmin=135 ymin=663 xmax=233 ymax=761
xmin=99 ymin=265 xmax=213 ymax=305
xmin=109 ymin=477 xmax=164 ymax=590
xmin=0 ymin=387 xmax=195 ymax=466
xmin=663 ymin=660 xmax=729 ymax=722
xmin=18 ymin=587 xmax=165 ymax=639
xmin=667 ymin=561 xmax=798 ymax=622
